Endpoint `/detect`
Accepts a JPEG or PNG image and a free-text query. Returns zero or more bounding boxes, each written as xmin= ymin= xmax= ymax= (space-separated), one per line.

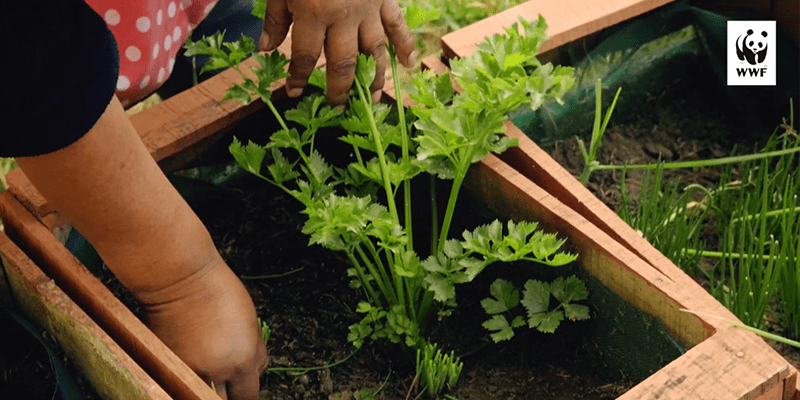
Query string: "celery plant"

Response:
xmin=185 ymin=16 xmax=587 ymax=395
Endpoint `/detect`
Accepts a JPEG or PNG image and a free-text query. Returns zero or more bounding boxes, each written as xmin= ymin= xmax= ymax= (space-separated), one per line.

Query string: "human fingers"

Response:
xmin=359 ymin=13 xmax=389 ymax=95
xmin=380 ymin=0 xmax=416 ymax=67
xmin=287 ymin=18 xmax=327 ymax=98
xmin=259 ymin=0 xmax=292 ymax=52
xmin=324 ymin=23 xmax=360 ymax=106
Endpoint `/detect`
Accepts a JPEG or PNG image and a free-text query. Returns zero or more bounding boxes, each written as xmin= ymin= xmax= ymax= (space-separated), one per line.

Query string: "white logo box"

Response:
xmin=728 ymin=20 xmax=777 ymax=86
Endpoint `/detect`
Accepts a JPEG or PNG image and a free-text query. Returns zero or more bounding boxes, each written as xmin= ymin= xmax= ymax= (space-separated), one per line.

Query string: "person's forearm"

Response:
xmin=16 ymin=95 xmax=220 ymax=300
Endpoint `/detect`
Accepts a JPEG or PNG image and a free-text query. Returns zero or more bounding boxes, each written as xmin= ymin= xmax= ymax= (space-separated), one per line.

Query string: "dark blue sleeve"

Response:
xmin=0 ymin=0 xmax=119 ymax=157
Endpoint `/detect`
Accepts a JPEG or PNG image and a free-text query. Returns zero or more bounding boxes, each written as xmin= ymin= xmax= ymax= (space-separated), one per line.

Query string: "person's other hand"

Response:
xmin=258 ymin=0 xmax=416 ymax=106
xmin=138 ymin=258 xmax=268 ymax=400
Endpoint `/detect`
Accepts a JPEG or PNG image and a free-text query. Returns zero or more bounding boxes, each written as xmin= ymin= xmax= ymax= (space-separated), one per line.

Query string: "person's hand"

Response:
xmin=258 ymin=0 xmax=416 ymax=106
xmin=138 ymin=258 xmax=269 ymax=400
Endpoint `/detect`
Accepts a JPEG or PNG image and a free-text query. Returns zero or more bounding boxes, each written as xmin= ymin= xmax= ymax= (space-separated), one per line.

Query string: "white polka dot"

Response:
xmin=172 ymin=26 xmax=182 ymax=42
xmin=164 ymin=35 xmax=172 ymax=51
xmin=117 ymin=75 xmax=130 ymax=90
xmin=204 ymin=1 xmax=217 ymax=16
xmin=136 ymin=16 xmax=151 ymax=33
xmin=157 ymin=68 xmax=166 ymax=83
xmin=152 ymin=43 xmax=160 ymax=59
xmin=180 ymin=0 xmax=192 ymax=10
xmin=104 ymin=9 xmax=120 ymax=26
xmin=168 ymin=2 xmax=176 ymax=18
xmin=157 ymin=9 xmax=163 ymax=25
xmin=139 ymin=75 xmax=151 ymax=89
xmin=168 ymin=57 xmax=176 ymax=72
xmin=125 ymin=46 xmax=141 ymax=62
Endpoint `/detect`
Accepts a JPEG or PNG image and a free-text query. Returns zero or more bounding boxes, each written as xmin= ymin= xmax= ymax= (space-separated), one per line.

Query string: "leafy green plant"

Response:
xmin=186 ymin=15 xmax=586 ymax=396
xmin=481 ymin=276 xmax=589 ymax=342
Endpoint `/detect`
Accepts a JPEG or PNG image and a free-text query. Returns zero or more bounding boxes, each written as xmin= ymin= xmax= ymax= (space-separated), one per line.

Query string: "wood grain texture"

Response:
xmin=618 ymin=324 xmax=789 ymax=400
xmin=0 ymin=192 xmax=218 ymax=400
xmin=0 ymin=223 xmax=171 ymax=400
xmin=441 ymin=0 xmax=675 ymax=59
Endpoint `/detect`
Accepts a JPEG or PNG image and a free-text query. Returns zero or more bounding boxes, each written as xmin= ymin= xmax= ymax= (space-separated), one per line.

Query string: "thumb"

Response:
xmin=259 ymin=0 xmax=292 ymax=51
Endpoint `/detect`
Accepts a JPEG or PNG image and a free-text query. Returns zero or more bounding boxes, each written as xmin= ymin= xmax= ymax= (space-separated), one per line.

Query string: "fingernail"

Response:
xmin=258 ymin=31 xmax=270 ymax=51
xmin=287 ymin=86 xmax=303 ymax=97
xmin=372 ymin=90 xmax=382 ymax=104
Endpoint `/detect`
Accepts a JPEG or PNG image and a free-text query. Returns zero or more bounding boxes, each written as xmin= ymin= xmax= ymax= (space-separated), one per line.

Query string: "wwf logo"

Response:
xmin=736 ymin=29 xmax=769 ymax=65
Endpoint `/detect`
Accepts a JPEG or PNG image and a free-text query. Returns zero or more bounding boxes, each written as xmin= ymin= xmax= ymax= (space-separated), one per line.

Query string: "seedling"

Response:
xmin=258 ymin=317 xmax=271 ymax=343
xmin=577 ymin=79 xmax=621 ymax=184
xmin=415 ymin=342 xmax=463 ymax=397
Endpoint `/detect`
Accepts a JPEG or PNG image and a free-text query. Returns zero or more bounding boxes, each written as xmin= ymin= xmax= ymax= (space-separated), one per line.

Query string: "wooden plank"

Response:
xmin=0 ymin=192 xmax=219 ymax=400
xmin=0 ymin=230 xmax=171 ymax=400
xmin=441 ymin=0 xmax=675 ymax=59
xmin=618 ymin=324 xmax=789 ymax=400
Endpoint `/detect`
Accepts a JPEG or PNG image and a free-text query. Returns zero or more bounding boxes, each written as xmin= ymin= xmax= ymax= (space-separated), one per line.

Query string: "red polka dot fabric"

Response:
xmin=86 ymin=0 xmax=219 ymax=107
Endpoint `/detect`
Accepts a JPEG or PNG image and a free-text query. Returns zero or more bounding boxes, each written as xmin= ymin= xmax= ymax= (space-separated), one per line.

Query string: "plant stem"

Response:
xmin=354 ymin=75 xmax=400 ymax=225
xmin=681 ymin=309 xmax=800 ymax=348
xmin=592 ymin=146 xmax=800 ymax=172
xmin=356 ymin=244 xmax=397 ymax=306
xmin=730 ymin=205 xmax=800 ymax=224
xmin=240 ymin=267 xmax=304 ymax=280
xmin=346 ymin=250 xmax=382 ymax=306
xmin=429 ymin=176 xmax=439 ymax=255
xmin=389 ymin=45 xmax=414 ymax=251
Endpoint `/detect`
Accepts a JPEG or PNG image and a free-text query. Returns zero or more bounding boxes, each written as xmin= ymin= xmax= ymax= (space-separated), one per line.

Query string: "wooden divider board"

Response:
xmin=0 ymin=214 xmax=171 ymax=400
xmin=440 ymin=0 xmax=675 ymax=59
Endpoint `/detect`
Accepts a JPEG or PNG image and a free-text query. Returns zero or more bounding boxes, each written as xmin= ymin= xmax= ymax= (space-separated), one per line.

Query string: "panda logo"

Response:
xmin=736 ymin=29 xmax=768 ymax=65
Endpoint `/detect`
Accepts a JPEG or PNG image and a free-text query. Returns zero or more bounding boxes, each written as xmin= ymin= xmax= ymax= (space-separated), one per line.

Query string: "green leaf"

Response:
xmin=221 ymin=83 xmax=253 ymax=105
xmin=308 ymin=68 xmax=327 ymax=90
xmin=551 ymin=275 xmax=588 ymax=304
xmin=529 ymin=310 xmax=564 ymax=333
xmin=482 ymin=315 xmax=515 ymax=342
xmin=521 ymin=279 xmax=550 ymax=315
xmin=223 ymin=34 xmax=256 ymax=66
xmin=502 ymin=52 xmax=527 ymax=69
xmin=404 ymin=4 xmax=441 ymax=29
xmin=480 ymin=279 xmax=520 ymax=315
xmin=267 ymin=128 xmax=303 ymax=150
xmin=563 ymin=303 xmax=590 ymax=321
xmin=251 ymin=51 xmax=290 ymax=92
xmin=266 ymin=149 xmax=299 ymax=184
xmin=424 ymin=273 xmax=456 ymax=303
xmin=356 ymin=301 xmax=373 ymax=313
xmin=251 ymin=0 xmax=266 ymax=18
xmin=355 ymin=54 xmax=377 ymax=92
xmin=229 ymin=137 xmax=266 ymax=175
xmin=183 ymin=31 xmax=226 ymax=58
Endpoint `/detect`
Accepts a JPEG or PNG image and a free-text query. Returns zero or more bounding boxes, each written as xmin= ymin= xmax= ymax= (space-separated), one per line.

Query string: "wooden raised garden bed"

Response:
xmin=0 ymin=0 xmax=797 ymax=399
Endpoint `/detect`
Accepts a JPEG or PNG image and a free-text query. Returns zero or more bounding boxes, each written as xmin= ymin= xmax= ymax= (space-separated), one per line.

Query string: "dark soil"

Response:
xmin=181 ymin=167 xmax=635 ymax=400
